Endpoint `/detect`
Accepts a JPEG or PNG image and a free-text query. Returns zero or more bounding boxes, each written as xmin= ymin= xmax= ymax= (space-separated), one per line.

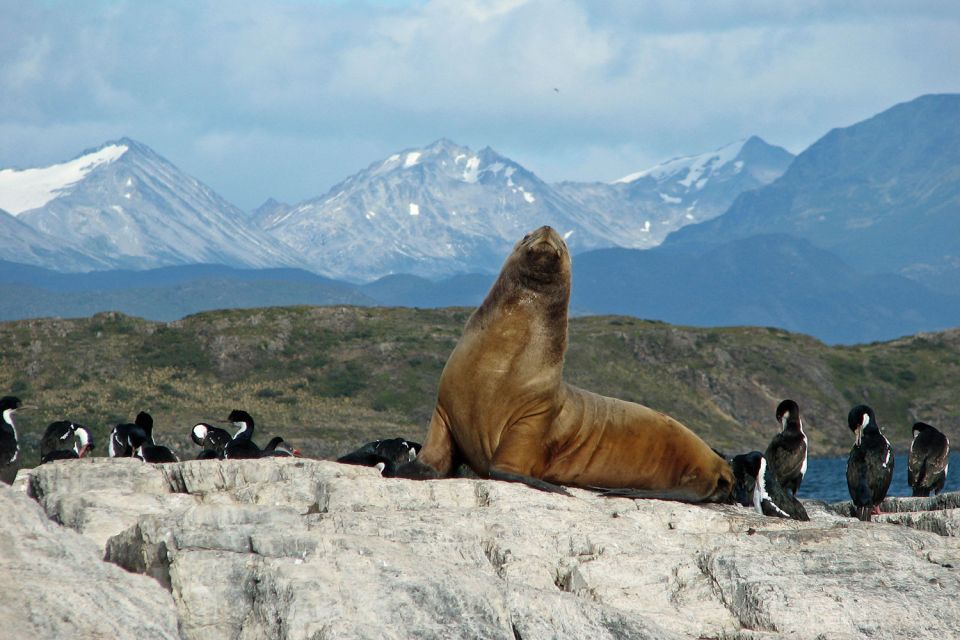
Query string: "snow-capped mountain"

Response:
xmin=258 ymin=139 xmax=635 ymax=280
xmin=2 ymin=139 xmax=298 ymax=271
xmin=259 ymin=138 xmax=791 ymax=281
xmin=1 ymin=135 xmax=791 ymax=281
xmin=556 ymin=136 xmax=794 ymax=247
xmin=618 ymin=135 xmax=794 ymax=216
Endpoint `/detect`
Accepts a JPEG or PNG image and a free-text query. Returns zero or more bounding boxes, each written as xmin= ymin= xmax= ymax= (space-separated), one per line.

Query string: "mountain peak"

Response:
xmin=614 ymin=139 xmax=749 ymax=186
xmin=354 ymin=139 xmax=524 ymax=187
xmin=0 ymin=141 xmax=130 ymax=215
xmin=250 ymin=198 xmax=292 ymax=225
xmin=75 ymin=137 xmax=153 ymax=159
xmin=423 ymin=138 xmax=464 ymax=152
xmin=736 ymin=136 xmax=796 ymax=174
xmin=741 ymin=135 xmax=771 ymax=151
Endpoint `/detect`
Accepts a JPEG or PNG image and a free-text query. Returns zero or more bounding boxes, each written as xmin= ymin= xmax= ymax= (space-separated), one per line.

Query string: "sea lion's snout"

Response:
xmin=524 ymin=226 xmax=566 ymax=259
xmin=525 ymin=225 xmax=560 ymax=245
xmin=512 ymin=226 xmax=571 ymax=289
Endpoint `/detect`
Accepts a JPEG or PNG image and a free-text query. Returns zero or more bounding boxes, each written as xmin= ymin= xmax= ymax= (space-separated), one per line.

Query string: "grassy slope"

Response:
xmin=2 ymin=306 xmax=958 ymax=471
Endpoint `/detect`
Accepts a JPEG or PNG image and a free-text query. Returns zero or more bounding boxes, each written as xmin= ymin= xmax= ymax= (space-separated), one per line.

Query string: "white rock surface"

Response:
xmin=15 ymin=458 xmax=960 ymax=639
xmin=0 ymin=481 xmax=180 ymax=639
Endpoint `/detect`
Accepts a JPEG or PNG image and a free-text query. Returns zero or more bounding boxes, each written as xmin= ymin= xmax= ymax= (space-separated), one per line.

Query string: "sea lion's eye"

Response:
xmin=522 ymin=234 xmax=531 ymax=243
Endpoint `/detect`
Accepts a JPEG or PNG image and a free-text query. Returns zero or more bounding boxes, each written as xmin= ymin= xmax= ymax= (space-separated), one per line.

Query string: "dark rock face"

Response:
xmin=13 ymin=458 xmax=960 ymax=639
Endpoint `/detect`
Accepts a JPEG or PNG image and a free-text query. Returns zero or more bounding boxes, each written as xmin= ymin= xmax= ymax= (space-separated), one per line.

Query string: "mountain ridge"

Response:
xmin=257 ymin=136 xmax=792 ymax=280
xmin=664 ymin=94 xmax=960 ymax=294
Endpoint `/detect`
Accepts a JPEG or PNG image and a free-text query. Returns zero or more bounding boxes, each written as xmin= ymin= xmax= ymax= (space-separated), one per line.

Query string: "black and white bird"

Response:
xmin=0 ymin=396 xmax=23 ymax=483
xmin=131 ymin=412 xmax=179 ymax=463
xmin=765 ymin=399 xmax=808 ymax=496
xmin=260 ymin=437 xmax=301 ymax=458
xmin=337 ymin=437 xmax=422 ymax=474
xmin=908 ymin=421 xmax=950 ymax=497
xmin=731 ymin=451 xmax=759 ymax=507
xmin=109 ymin=411 xmax=151 ymax=457
xmin=731 ymin=450 xmax=809 ymax=521
xmin=190 ymin=422 xmax=232 ymax=458
xmin=846 ymin=405 xmax=895 ymax=522
xmin=137 ymin=441 xmax=179 ymax=463
xmin=223 ymin=409 xmax=262 ymax=459
xmin=40 ymin=421 xmax=95 ymax=463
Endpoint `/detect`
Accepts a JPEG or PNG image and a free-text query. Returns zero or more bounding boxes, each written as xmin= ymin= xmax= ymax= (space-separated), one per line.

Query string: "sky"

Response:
xmin=2 ymin=0 xmax=959 ymax=211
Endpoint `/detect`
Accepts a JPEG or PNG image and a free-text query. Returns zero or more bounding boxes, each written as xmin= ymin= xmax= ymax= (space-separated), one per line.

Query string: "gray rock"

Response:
xmin=0 ymin=482 xmax=179 ymax=639
xmin=16 ymin=458 xmax=960 ymax=639
xmin=24 ymin=457 xmax=198 ymax=550
xmin=827 ymin=493 xmax=960 ymax=537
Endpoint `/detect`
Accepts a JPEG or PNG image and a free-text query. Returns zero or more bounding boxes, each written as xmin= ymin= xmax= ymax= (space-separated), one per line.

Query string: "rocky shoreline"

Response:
xmin=5 ymin=457 xmax=960 ymax=639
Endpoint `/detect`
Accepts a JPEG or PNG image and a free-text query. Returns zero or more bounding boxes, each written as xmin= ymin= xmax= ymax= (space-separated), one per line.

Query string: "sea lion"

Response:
xmin=389 ymin=226 xmax=734 ymax=502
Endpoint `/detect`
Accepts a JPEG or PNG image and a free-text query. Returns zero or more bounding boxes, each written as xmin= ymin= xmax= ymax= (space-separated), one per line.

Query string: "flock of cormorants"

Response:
xmin=0 ymin=399 xmax=304 ymax=472
xmin=0 ymin=394 xmax=950 ymax=523
xmin=0 ymin=395 xmax=420 ymax=480
xmin=731 ymin=399 xmax=951 ymax=522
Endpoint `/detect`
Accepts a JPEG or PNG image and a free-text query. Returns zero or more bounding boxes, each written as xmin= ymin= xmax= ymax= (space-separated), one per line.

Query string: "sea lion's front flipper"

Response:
xmin=488 ymin=468 xmax=572 ymax=496
xmin=487 ymin=416 xmax=571 ymax=495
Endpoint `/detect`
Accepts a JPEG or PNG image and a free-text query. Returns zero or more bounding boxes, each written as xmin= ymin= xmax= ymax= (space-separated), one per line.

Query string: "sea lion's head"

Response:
xmin=509 ymin=226 xmax=571 ymax=292
xmin=472 ymin=226 xmax=571 ymax=350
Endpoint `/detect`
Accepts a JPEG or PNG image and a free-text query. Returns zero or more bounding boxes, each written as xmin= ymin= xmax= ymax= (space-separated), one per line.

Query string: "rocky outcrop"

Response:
xmin=0 ymin=481 xmax=180 ymax=639
xmin=14 ymin=458 xmax=960 ymax=639
xmin=828 ymin=492 xmax=960 ymax=537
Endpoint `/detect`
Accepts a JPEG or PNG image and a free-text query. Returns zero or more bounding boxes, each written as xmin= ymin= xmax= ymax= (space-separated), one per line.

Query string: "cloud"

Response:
xmin=1 ymin=0 xmax=958 ymax=208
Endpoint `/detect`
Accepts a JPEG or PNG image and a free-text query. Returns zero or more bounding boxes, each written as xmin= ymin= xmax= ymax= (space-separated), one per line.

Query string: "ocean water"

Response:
xmin=796 ymin=452 xmax=960 ymax=504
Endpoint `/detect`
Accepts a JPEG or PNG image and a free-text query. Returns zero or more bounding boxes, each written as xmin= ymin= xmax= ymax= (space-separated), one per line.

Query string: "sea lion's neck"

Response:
xmin=468 ymin=273 xmax=569 ymax=366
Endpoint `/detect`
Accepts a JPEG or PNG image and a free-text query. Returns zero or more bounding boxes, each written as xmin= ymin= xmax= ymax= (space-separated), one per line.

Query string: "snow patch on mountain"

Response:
xmin=0 ymin=144 xmax=128 ymax=215
xmin=462 ymin=157 xmax=481 ymax=183
xmin=615 ymin=139 xmax=746 ymax=186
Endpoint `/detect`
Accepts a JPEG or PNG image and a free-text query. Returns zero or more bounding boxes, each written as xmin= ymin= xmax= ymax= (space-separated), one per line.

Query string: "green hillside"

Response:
xmin=3 ymin=306 xmax=959 ymax=472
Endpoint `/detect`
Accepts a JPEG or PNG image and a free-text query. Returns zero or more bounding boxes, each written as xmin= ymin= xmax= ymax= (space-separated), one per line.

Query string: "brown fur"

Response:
xmin=397 ymin=226 xmax=733 ymax=502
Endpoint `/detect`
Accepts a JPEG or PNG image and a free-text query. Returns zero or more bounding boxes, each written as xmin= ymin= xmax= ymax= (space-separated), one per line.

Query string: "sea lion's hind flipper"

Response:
xmin=488 ymin=468 xmax=573 ymax=496
xmin=589 ymin=486 xmax=706 ymax=504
